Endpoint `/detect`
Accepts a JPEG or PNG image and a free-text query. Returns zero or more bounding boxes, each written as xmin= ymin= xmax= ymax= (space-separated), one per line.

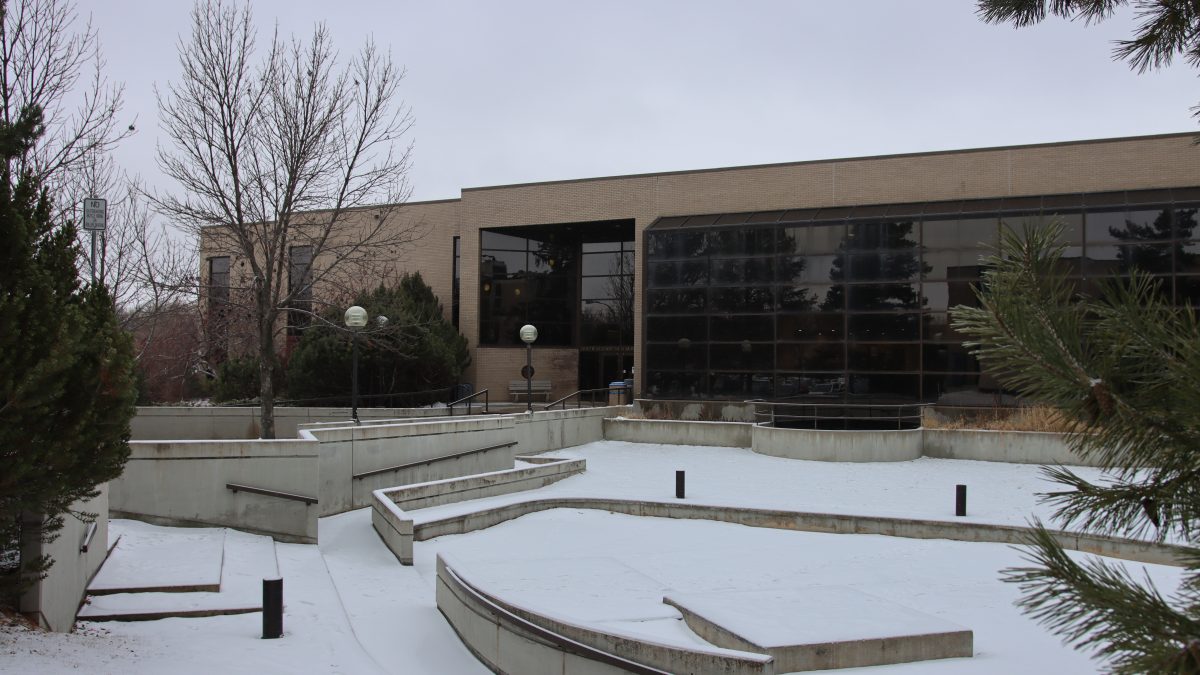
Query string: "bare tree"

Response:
xmin=0 ymin=0 xmax=132 ymax=207
xmin=155 ymin=1 xmax=418 ymax=438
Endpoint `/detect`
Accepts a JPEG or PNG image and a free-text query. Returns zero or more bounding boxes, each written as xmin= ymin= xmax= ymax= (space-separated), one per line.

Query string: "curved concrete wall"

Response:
xmin=307 ymin=416 xmax=518 ymax=515
xmin=412 ymin=497 xmax=1187 ymax=567
xmin=753 ymin=426 xmax=923 ymax=462
xmin=437 ymin=555 xmax=773 ymax=675
xmin=372 ymin=458 xmax=585 ymax=565
xmin=922 ymin=429 xmax=1091 ymax=465
xmin=603 ymin=419 xmax=1106 ymax=467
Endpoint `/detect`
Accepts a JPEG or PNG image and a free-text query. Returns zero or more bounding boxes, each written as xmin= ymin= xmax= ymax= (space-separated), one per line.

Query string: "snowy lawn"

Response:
xmin=418 ymin=440 xmax=1111 ymax=529
xmin=0 ymin=441 xmax=1173 ymax=674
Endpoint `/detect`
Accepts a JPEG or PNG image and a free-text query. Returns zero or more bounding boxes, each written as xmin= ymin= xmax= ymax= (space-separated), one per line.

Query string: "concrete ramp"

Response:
xmin=88 ymin=521 xmax=225 ymax=594
xmin=664 ymin=586 xmax=972 ymax=672
xmin=81 ymin=521 xmax=277 ymax=621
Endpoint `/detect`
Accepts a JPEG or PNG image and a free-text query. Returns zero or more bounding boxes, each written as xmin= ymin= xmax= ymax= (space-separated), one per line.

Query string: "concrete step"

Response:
xmin=81 ymin=521 xmax=279 ymax=622
xmin=664 ymin=586 xmax=973 ymax=672
xmin=87 ymin=522 xmax=225 ymax=595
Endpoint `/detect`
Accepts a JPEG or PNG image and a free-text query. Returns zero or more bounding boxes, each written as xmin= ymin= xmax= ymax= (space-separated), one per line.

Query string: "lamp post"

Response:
xmin=519 ymin=324 xmax=538 ymax=413
xmin=344 ymin=307 xmax=389 ymax=424
xmin=344 ymin=306 xmax=367 ymax=423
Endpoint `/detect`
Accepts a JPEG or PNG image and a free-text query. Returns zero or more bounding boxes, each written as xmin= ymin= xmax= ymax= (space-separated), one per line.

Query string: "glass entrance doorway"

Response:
xmin=579 ymin=351 xmax=632 ymax=393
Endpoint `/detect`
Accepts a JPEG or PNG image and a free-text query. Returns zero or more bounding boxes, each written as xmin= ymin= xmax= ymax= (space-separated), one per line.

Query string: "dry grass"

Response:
xmin=923 ymin=405 xmax=1084 ymax=433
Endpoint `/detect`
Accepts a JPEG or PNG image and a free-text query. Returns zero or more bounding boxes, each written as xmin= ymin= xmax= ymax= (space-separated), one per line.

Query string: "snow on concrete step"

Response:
xmin=88 ymin=520 xmax=225 ymax=594
xmin=80 ymin=526 xmax=280 ymax=622
xmin=663 ymin=586 xmax=973 ymax=672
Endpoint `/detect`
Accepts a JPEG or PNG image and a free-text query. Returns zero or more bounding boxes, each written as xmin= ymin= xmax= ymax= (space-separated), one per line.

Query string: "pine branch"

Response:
xmin=1039 ymin=465 xmax=1200 ymax=541
xmin=1005 ymin=525 xmax=1200 ymax=673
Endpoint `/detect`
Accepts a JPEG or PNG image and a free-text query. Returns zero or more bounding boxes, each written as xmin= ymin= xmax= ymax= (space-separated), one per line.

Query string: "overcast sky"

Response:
xmin=89 ymin=0 xmax=1197 ymax=203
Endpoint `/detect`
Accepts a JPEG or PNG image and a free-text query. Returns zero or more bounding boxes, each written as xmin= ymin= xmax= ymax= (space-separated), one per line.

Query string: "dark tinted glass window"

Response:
xmin=849 ymin=313 xmax=919 ymax=341
xmin=776 ymin=343 xmax=844 ymax=370
xmin=923 ymin=343 xmax=980 ymax=372
xmin=923 ymin=217 xmax=997 ymax=250
xmin=777 ymin=313 xmax=843 ymax=341
xmin=647 ymin=316 xmax=707 ymax=342
xmin=923 ymin=250 xmax=988 ymax=280
xmin=481 ymin=230 xmax=527 ymax=250
xmin=847 ymin=283 xmax=922 ymax=311
xmin=208 ymin=256 xmax=230 ymax=301
xmin=710 ymin=315 xmax=773 ymax=341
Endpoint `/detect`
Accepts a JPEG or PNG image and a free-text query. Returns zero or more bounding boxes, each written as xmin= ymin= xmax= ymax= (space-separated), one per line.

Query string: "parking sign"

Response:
xmin=82 ymin=198 xmax=107 ymax=231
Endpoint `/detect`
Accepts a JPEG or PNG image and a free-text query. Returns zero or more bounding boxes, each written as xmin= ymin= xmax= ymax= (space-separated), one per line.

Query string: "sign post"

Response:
xmin=82 ymin=198 xmax=107 ymax=284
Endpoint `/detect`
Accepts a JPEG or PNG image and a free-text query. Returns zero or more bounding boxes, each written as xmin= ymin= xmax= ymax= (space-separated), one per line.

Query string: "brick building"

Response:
xmin=201 ymin=132 xmax=1200 ymax=406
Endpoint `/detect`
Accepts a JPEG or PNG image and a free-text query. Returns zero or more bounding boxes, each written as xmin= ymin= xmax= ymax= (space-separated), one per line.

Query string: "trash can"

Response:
xmin=608 ymin=381 xmax=628 ymax=406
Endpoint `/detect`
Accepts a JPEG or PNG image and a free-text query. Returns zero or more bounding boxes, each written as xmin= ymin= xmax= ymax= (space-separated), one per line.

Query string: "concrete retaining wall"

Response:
xmin=634 ymin=399 xmax=757 ymax=422
xmin=307 ymin=416 xmax=518 ymax=516
xmin=132 ymin=405 xmax=452 ymax=440
xmin=438 ymin=555 xmax=773 ymax=675
xmin=753 ymin=426 xmax=923 ymax=462
xmin=922 ymin=429 xmax=1093 ymax=465
xmin=514 ymin=406 xmax=621 ymax=455
xmin=19 ymin=487 xmax=110 ymax=631
xmin=602 ymin=419 xmax=752 ymax=448
xmin=412 ymin=497 xmax=1187 ymax=567
xmin=603 ymin=419 xmax=1103 ymax=466
xmin=111 ymin=439 xmax=321 ymax=542
xmin=372 ymin=458 xmax=585 ymax=565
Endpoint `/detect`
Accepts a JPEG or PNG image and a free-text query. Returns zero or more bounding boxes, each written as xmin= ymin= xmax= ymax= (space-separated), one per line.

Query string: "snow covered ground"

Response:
xmin=0 ymin=440 xmax=1175 ymax=674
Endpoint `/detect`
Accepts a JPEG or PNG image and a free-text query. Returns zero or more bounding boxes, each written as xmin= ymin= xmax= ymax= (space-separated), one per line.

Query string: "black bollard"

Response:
xmin=263 ymin=577 xmax=283 ymax=639
xmin=955 ymin=484 xmax=967 ymax=517
xmin=676 ymin=470 xmax=685 ymax=499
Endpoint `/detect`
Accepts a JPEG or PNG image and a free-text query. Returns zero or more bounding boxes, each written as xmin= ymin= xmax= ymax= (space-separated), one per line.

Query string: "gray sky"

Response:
xmin=90 ymin=0 xmax=1197 ymax=203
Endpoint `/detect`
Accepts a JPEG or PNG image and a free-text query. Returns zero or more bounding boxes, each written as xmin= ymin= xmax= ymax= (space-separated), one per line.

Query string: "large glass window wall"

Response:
xmin=643 ymin=189 xmax=1200 ymax=405
xmin=479 ymin=221 xmax=634 ymax=349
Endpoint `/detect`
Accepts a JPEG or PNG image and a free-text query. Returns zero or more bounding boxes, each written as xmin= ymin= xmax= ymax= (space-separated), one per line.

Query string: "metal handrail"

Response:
xmin=226 ymin=483 xmax=318 ymax=505
xmin=543 ymin=386 xmax=629 ymax=410
xmin=353 ymin=441 xmax=518 ymax=480
xmin=448 ymin=388 xmax=489 ymax=416
xmin=442 ymin=564 xmax=670 ymax=675
xmin=80 ymin=522 xmax=98 ymax=553
xmin=747 ymin=400 xmax=930 ymax=430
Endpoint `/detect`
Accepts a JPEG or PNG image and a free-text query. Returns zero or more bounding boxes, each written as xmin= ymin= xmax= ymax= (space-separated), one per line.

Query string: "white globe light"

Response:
xmin=344 ymin=305 xmax=368 ymax=328
xmin=519 ymin=324 xmax=538 ymax=344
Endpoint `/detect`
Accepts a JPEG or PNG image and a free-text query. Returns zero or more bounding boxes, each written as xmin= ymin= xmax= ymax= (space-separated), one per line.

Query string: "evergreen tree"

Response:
xmin=952 ymin=222 xmax=1200 ymax=673
xmin=0 ymin=106 xmax=136 ymax=604
xmin=977 ymin=1 xmax=1200 ymax=123
xmin=286 ymin=274 xmax=470 ymax=407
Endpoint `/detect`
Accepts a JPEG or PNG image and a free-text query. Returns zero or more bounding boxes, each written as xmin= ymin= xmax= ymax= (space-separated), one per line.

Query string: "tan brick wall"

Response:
xmin=203 ymin=133 xmax=1200 ymax=398
xmin=472 ymin=347 xmax=577 ymax=404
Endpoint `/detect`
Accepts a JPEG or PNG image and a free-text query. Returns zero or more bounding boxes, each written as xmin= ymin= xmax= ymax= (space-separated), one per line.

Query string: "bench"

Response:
xmin=509 ymin=380 xmax=552 ymax=402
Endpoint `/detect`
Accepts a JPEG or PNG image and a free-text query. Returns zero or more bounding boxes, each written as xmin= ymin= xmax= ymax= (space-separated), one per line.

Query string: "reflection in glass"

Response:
xmin=776 ymin=343 xmax=844 ymax=370
xmin=923 ymin=217 xmax=997 ymax=250
xmin=922 ymin=281 xmax=981 ymax=312
xmin=710 ymin=343 xmax=773 ymax=370
xmin=650 ymin=260 xmax=708 ymax=287
xmin=709 ymin=287 xmax=773 ymax=313
xmin=848 ymin=344 xmax=919 ymax=371
xmin=711 ymin=315 xmax=773 ymax=341
xmin=923 ymin=343 xmax=980 ymax=372
xmin=923 ymin=249 xmax=988 ymax=280
xmin=643 ymin=195 xmax=1200 ymax=403
xmin=646 ymin=370 xmax=706 ymax=398
xmin=848 ymin=313 xmax=919 ymax=341
xmin=647 ymin=316 xmax=706 ymax=342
